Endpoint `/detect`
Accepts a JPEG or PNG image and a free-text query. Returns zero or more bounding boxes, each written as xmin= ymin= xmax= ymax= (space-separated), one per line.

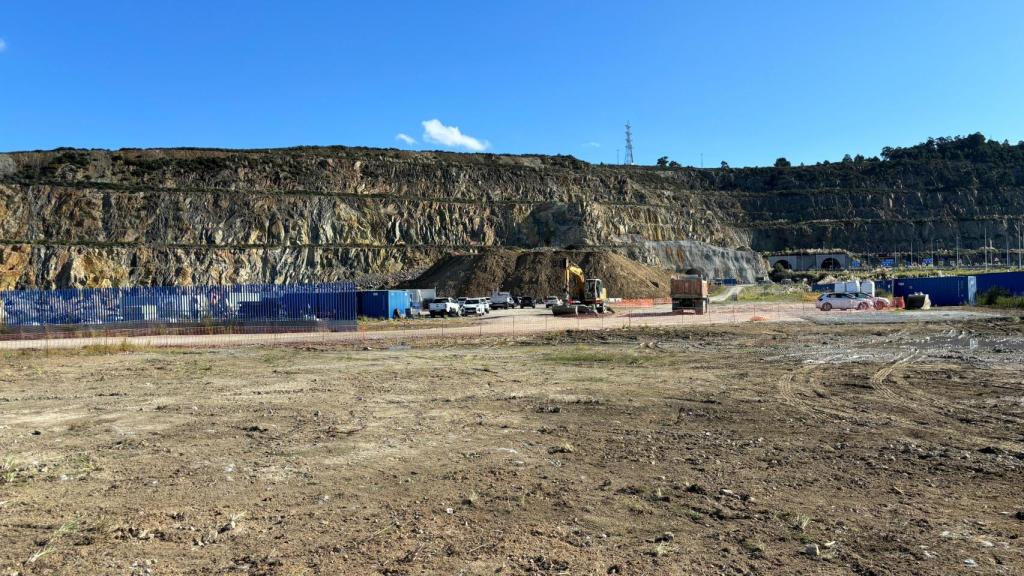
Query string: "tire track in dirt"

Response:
xmin=868 ymin=350 xmax=920 ymax=406
xmin=886 ymin=364 xmax=1024 ymax=431
xmin=867 ymin=348 xmax=1024 ymax=451
xmin=776 ymin=358 xmax=863 ymax=421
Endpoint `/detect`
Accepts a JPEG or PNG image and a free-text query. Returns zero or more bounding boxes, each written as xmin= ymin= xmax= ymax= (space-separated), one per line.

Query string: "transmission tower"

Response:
xmin=623 ymin=122 xmax=634 ymax=165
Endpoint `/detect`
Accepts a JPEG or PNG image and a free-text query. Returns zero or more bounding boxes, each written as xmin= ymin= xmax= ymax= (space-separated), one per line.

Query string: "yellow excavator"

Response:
xmin=552 ymin=258 xmax=609 ymax=315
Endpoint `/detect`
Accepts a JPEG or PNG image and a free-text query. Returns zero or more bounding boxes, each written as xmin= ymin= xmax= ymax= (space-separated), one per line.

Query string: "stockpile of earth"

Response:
xmin=403 ymin=248 xmax=673 ymax=299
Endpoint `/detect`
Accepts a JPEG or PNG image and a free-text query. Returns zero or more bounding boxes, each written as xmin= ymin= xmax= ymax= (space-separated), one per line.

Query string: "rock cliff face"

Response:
xmin=0 ymin=148 xmax=764 ymax=290
xmin=1 ymin=139 xmax=1021 ymax=290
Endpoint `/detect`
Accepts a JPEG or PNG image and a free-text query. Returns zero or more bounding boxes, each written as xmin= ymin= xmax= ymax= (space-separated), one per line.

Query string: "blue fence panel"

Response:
xmin=892 ymin=276 xmax=974 ymax=306
xmin=975 ymin=271 xmax=1024 ymax=297
xmin=874 ymin=279 xmax=895 ymax=295
xmin=0 ymin=281 xmax=357 ymax=328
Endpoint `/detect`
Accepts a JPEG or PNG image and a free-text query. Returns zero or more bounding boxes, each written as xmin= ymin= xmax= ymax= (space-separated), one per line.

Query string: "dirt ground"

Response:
xmin=1 ymin=318 xmax=1023 ymax=575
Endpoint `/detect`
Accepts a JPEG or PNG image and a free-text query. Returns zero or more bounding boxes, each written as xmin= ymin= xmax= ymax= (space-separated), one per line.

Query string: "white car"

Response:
xmin=462 ymin=298 xmax=487 ymax=316
xmin=852 ymin=292 xmax=890 ymax=310
xmin=816 ymin=292 xmax=872 ymax=311
xmin=428 ymin=297 xmax=462 ymax=317
xmin=544 ymin=296 xmax=563 ymax=308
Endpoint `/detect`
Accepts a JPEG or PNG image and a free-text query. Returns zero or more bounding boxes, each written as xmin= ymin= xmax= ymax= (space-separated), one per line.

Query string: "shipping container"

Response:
xmin=357 ymin=290 xmax=411 ymax=319
xmin=892 ymin=276 xmax=976 ymax=307
xmin=975 ymin=271 xmax=1024 ymax=298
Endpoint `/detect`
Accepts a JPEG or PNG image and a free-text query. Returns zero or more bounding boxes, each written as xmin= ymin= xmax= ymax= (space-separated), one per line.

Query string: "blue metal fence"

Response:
xmin=0 ymin=282 xmax=357 ymax=328
xmin=892 ymin=276 xmax=976 ymax=306
xmin=975 ymin=271 xmax=1024 ymax=297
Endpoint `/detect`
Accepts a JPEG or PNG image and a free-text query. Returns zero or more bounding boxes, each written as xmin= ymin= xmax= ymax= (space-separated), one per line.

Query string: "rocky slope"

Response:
xmin=695 ymin=135 xmax=1024 ymax=255
xmin=1 ymin=136 xmax=1021 ymax=291
xmin=0 ymin=148 xmax=763 ymax=291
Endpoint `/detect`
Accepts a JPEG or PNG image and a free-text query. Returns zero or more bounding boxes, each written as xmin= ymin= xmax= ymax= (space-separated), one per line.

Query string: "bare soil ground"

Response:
xmin=1 ymin=318 xmax=1023 ymax=575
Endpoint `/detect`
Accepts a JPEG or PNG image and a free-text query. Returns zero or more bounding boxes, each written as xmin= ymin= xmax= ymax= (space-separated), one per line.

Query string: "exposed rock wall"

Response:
xmin=4 ymin=143 xmax=1019 ymax=290
xmin=0 ymin=148 xmax=763 ymax=289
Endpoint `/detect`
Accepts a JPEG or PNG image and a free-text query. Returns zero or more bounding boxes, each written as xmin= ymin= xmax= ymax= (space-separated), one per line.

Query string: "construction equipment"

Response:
xmin=552 ymin=259 xmax=609 ymax=315
xmin=671 ymin=274 xmax=709 ymax=314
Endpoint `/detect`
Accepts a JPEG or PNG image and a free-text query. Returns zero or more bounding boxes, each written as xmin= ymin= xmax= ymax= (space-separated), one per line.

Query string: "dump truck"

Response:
xmin=552 ymin=259 xmax=609 ymax=315
xmin=671 ymin=275 xmax=709 ymax=314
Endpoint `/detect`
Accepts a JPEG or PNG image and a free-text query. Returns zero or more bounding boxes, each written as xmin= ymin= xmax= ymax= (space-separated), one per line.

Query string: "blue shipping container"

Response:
xmin=975 ymin=271 xmax=1024 ymax=298
xmin=892 ymin=276 xmax=976 ymax=307
xmin=357 ymin=290 xmax=411 ymax=319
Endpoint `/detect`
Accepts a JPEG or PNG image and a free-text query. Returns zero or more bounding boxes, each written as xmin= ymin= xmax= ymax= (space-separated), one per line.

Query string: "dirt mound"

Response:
xmin=403 ymin=249 xmax=672 ymax=298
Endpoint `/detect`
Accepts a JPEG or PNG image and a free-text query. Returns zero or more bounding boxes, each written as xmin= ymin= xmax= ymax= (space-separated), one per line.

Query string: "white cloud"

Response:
xmin=421 ymin=119 xmax=489 ymax=152
xmin=0 ymin=39 xmax=6 ymax=53
xmin=582 ymin=141 xmax=601 ymax=148
xmin=395 ymin=133 xmax=416 ymax=145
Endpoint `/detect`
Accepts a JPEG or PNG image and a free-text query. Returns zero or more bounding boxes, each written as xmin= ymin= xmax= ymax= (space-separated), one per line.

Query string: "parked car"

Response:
xmin=816 ymin=292 xmax=872 ymax=311
xmin=853 ymin=292 xmax=890 ymax=310
xmin=544 ymin=296 xmax=563 ymax=308
xmin=518 ymin=296 xmax=537 ymax=308
xmin=428 ymin=297 xmax=462 ymax=317
xmin=462 ymin=298 xmax=487 ymax=316
xmin=490 ymin=291 xmax=515 ymax=309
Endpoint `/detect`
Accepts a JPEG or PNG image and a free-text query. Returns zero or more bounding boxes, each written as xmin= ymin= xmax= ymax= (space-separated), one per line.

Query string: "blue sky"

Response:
xmin=1 ymin=1 xmax=1022 ymax=166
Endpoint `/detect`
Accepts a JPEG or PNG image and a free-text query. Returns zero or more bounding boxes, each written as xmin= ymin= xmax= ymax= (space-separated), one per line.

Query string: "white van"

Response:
xmin=490 ymin=291 xmax=515 ymax=310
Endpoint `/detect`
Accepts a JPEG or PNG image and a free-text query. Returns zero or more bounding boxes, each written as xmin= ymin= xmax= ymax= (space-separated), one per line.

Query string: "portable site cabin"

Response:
xmin=357 ymin=290 xmax=411 ymax=319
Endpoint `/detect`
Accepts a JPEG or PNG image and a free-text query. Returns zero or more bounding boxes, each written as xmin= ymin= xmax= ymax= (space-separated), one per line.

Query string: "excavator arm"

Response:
xmin=554 ymin=258 xmax=610 ymax=315
xmin=564 ymin=261 xmax=586 ymax=302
